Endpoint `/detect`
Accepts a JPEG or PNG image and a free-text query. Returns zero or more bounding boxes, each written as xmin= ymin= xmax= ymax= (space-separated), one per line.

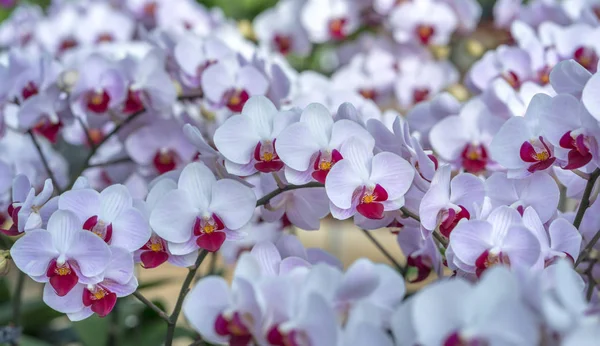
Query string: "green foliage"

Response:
xmin=199 ymin=0 xmax=278 ymax=20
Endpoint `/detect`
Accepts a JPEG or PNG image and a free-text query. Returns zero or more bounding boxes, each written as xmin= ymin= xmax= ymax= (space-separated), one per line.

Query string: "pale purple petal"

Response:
xmin=369 ymin=152 xmax=414 ymax=201
xmin=149 ymin=189 xmax=198 ymax=243
xmin=10 ymin=230 xmax=58 ymax=277
xmin=209 ymin=179 xmax=256 ymax=230
xmin=66 ymin=231 xmax=111 ymax=278
xmin=183 ymin=276 xmax=231 ymax=344
xmin=58 ymin=189 xmax=101 ymax=222
xmin=43 ymin=283 xmax=85 ymax=314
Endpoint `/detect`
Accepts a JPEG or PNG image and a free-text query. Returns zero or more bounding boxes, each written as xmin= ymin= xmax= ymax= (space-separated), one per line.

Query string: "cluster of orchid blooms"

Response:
xmin=2 ymin=0 xmax=600 ymax=345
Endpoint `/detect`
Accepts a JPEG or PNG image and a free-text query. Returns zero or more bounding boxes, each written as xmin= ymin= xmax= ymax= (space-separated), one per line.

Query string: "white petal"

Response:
xmin=149 ymin=189 xmax=198 ymax=243
xmin=209 ymin=179 xmax=256 ymax=230
xmin=100 ymin=184 xmax=133 ymax=222
xmin=178 ymin=162 xmax=216 ymax=212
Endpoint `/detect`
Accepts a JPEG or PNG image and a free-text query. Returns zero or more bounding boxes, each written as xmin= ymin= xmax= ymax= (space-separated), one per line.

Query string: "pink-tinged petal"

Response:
xmin=487 ymin=205 xmax=523 ymax=238
xmin=67 ymin=308 xmax=94 ymax=322
xmin=242 ymin=95 xmax=277 ymax=138
xmin=551 ymin=60 xmax=591 ymax=98
xmin=12 ymin=174 xmax=31 ymax=202
xmin=209 ymin=179 xmax=256 ymax=230
xmin=284 ymin=165 xmax=314 ymax=185
xmin=449 ymin=173 xmax=485 ymax=214
xmin=300 ymin=103 xmax=334 ymax=147
xmin=429 ymin=115 xmax=469 ymax=161
xmin=150 ymin=189 xmax=198 ymax=243
xmin=295 ymin=293 xmax=339 ymax=346
xmin=522 ymin=207 xmax=550 ymax=253
xmin=339 ymin=138 xmax=372 ymax=181
xmin=111 ymin=208 xmax=150 ymax=251
xmin=58 ymin=189 xmax=101 ymax=222
xmin=279 ymin=257 xmax=311 ymax=274
xmin=450 ymin=220 xmax=494 ymax=267
xmin=103 ymin=276 xmax=138 ymax=297
xmin=276 ymin=235 xmax=307 ymax=259
xmin=167 ymin=238 xmax=198 ymax=256
xmin=183 ymin=276 xmax=231 ymax=345
xmin=502 ymin=225 xmax=541 ymax=267
xmin=169 ymin=251 xmax=198 ymax=267
xmin=66 ymin=231 xmax=111 ymax=278
xmin=196 ymin=232 xmax=226 ymax=252
xmin=412 ymin=279 xmax=470 ymax=345
xmin=178 ymin=162 xmax=216 ymax=212
xmin=549 ymin=218 xmax=581 ymax=259
xmin=145 ymin=179 xmax=177 ymax=210
xmin=331 ymin=119 xmax=375 ymax=150
xmin=104 ymin=246 xmax=134 ymax=284
xmin=370 ymin=152 xmax=414 ymax=201
xmin=329 ymin=201 xmax=356 ymax=220
xmin=306 ymin=248 xmax=342 ymax=269
xmin=420 ymin=165 xmax=451 ymax=231
xmin=213 ymin=115 xmax=261 ymax=164
xmin=489 ymin=116 xmax=531 ymax=169
xmin=325 ymin=160 xmax=363 ymax=209
xmin=276 ymin=123 xmax=321 ymax=171
xmin=201 ymin=62 xmax=235 ymax=103
xmin=285 ymin=188 xmax=329 ymax=230
xmin=250 ymin=241 xmax=281 ymax=275
xmin=518 ymin=172 xmax=560 ymax=223
xmin=46 ymin=210 xmax=84 ymax=254
xmin=582 ymin=71 xmax=600 ymax=121
xmin=238 ymin=65 xmax=269 ymax=96
xmin=344 ymin=321 xmax=394 ymax=346
xmin=336 ymin=258 xmax=379 ymax=302
xmin=43 ymin=283 xmax=85 ymax=313
xmin=100 ymin=184 xmax=132 ymax=222
xmin=10 ymin=230 xmax=59 ymax=277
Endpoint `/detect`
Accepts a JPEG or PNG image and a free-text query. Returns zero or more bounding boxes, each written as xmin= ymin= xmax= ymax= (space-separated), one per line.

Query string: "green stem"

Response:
xmin=573 ymin=169 xmax=600 ymax=230
xmin=164 ymin=250 xmax=209 ymax=346
xmin=361 ymin=229 xmax=406 ymax=275
xmin=255 ymin=182 xmax=324 ymax=207
xmin=132 ymin=291 xmax=170 ymax=321
xmin=28 ymin=131 xmax=60 ymax=190
xmin=401 ymin=207 xmax=448 ymax=248
xmin=67 ymin=109 xmax=145 ymax=190
xmin=87 ymin=157 xmax=133 ymax=168
xmin=12 ymin=272 xmax=25 ymax=328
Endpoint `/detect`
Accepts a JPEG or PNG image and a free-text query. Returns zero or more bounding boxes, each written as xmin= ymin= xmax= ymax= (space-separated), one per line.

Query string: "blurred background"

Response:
xmin=0 ymin=0 xmax=507 ymax=345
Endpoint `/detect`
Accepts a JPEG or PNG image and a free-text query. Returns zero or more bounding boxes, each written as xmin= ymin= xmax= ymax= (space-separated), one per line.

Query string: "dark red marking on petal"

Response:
xmin=196 ymin=231 xmax=226 ymax=252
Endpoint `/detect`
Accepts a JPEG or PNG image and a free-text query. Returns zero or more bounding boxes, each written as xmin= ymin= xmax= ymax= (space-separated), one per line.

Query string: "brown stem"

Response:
xmin=132 ymin=291 xmax=170 ymax=322
xmin=28 ymin=131 xmax=60 ymax=190
xmin=164 ymin=250 xmax=209 ymax=346
xmin=255 ymin=182 xmax=324 ymax=207
xmin=361 ymin=229 xmax=406 ymax=275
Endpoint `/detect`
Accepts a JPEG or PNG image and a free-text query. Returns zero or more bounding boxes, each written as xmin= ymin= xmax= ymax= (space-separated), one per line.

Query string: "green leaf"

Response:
xmin=0 ymin=278 xmax=11 ymax=303
xmin=72 ymin=314 xmax=109 ymax=346
xmin=19 ymin=335 xmax=53 ymax=346
xmin=0 ymin=300 xmax=62 ymax=333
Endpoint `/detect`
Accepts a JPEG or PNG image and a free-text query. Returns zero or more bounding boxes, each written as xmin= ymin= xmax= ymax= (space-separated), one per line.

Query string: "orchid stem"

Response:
xmin=576 ymin=229 xmax=600 ymax=267
xmin=573 ymin=169 xmax=600 ymax=230
xmin=12 ymin=272 xmax=25 ymax=327
xmin=28 ymin=130 xmax=60 ymax=191
xmin=66 ymin=109 xmax=145 ymax=190
xmin=400 ymin=207 xmax=420 ymax=222
xmin=361 ymin=229 xmax=406 ymax=275
xmin=585 ymin=259 xmax=598 ymax=301
xmin=132 ymin=291 xmax=170 ymax=322
xmin=256 ymin=182 xmax=324 ymax=207
xmin=573 ymin=169 xmax=591 ymax=180
xmin=272 ymin=173 xmax=286 ymax=189
xmin=88 ymin=157 xmax=133 ymax=168
xmin=164 ymin=250 xmax=209 ymax=346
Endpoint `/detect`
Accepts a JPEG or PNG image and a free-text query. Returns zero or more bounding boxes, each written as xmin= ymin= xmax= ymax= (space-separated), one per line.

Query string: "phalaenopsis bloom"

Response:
xmin=5 ymin=0 xmax=600 ymax=344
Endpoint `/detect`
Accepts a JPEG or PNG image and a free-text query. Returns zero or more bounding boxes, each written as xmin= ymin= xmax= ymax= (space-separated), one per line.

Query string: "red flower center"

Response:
xmin=328 ymin=18 xmax=347 ymax=40
xmin=274 ymin=34 xmax=293 ymax=55
xmin=46 ymin=259 xmax=79 ymax=296
xmin=461 ymin=143 xmax=488 ymax=173
xmin=226 ymin=89 xmax=250 ymax=112
xmin=215 ymin=312 xmax=253 ymax=345
xmin=415 ymin=25 xmax=435 ymax=45
xmin=559 ymin=131 xmax=593 ymax=170
xmin=193 ymin=214 xmax=226 ymax=252
xmin=83 ymin=215 xmax=113 ymax=243
xmin=83 ymin=285 xmax=117 ymax=317
xmin=312 ymin=149 xmax=343 ymax=183
xmin=254 ymin=140 xmax=284 ymax=173
xmin=519 ymin=136 xmax=556 ymax=173
xmin=356 ymin=184 xmax=389 ymax=220
xmin=86 ymin=90 xmax=111 ymax=114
